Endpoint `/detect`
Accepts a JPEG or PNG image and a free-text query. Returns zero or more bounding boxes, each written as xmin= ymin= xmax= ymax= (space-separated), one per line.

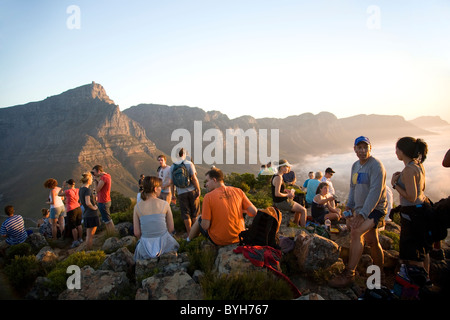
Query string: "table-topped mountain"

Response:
xmin=0 ymin=82 xmax=162 ymax=220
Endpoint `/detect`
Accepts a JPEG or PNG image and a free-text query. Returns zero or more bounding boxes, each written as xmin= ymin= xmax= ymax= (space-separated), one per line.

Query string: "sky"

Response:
xmin=1 ymin=0 xmax=450 ymax=122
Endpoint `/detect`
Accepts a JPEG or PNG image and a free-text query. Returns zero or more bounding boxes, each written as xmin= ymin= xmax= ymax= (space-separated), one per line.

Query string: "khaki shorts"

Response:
xmin=273 ymin=198 xmax=295 ymax=212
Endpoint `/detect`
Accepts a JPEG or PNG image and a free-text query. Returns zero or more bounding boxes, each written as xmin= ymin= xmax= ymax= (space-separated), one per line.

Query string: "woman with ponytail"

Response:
xmin=391 ymin=137 xmax=431 ymax=273
xmin=133 ymin=176 xmax=179 ymax=260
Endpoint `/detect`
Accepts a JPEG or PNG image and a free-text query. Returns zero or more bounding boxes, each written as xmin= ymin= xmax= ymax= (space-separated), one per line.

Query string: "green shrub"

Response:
xmin=110 ymin=191 xmax=133 ymax=214
xmin=4 ymin=255 xmax=45 ymax=294
xmin=5 ymin=242 xmax=33 ymax=263
xmin=247 ymin=190 xmax=273 ymax=209
xmin=111 ymin=210 xmax=133 ymax=225
xmin=201 ymin=271 xmax=294 ymax=300
xmin=380 ymin=230 xmax=400 ymax=251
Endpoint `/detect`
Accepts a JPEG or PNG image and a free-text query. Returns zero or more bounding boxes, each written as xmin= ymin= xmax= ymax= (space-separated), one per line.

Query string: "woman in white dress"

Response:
xmin=133 ymin=176 xmax=179 ymax=260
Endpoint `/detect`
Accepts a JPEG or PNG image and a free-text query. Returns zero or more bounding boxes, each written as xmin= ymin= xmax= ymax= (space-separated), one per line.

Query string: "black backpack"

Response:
xmin=172 ymin=161 xmax=190 ymax=189
xmin=239 ymin=207 xmax=281 ymax=249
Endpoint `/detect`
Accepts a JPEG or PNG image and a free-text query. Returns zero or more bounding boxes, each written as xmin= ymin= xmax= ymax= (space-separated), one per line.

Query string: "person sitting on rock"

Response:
xmin=272 ymin=160 xmax=307 ymax=227
xmin=134 ymin=176 xmax=179 ymax=260
xmin=1 ymin=205 xmax=28 ymax=249
xmin=311 ymin=182 xmax=341 ymax=225
xmin=188 ymin=167 xmax=258 ymax=246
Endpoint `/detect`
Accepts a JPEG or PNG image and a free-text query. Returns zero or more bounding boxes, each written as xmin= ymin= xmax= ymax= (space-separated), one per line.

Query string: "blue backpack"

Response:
xmin=172 ymin=161 xmax=191 ymax=189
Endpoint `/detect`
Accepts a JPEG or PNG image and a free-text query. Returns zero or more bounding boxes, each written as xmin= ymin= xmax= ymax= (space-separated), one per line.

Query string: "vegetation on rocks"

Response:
xmin=1 ymin=171 xmax=442 ymax=300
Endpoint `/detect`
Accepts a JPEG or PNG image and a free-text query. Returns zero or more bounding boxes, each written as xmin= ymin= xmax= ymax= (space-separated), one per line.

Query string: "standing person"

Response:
xmin=133 ymin=176 xmax=179 ymax=260
xmin=1 ymin=205 xmax=28 ymax=247
xmin=329 ymin=136 xmax=387 ymax=288
xmin=391 ymin=137 xmax=433 ymax=272
xmin=443 ymin=149 xmax=450 ymax=168
xmin=43 ymin=178 xmax=66 ymax=239
xmin=59 ymin=179 xmax=83 ymax=248
xmin=79 ymin=172 xmax=100 ymax=251
xmin=91 ymin=165 xmax=115 ymax=234
xmin=157 ymin=155 xmax=172 ymax=203
xmin=138 ymin=174 xmax=145 ymax=192
xmin=271 ymin=159 xmax=307 ymax=227
xmin=170 ymin=148 xmax=201 ymax=234
xmin=188 ymin=167 xmax=258 ymax=245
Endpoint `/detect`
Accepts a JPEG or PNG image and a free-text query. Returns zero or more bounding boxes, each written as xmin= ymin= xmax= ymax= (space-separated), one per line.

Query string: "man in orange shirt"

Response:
xmin=188 ymin=167 xmax=257 ymax=246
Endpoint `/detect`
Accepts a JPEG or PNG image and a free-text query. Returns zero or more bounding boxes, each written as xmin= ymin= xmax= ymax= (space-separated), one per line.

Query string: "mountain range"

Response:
xmin=0 ymin=82 xmax=445 ymax=223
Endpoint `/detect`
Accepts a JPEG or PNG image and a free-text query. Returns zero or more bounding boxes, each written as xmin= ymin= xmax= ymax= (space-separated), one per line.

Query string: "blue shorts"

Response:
xmin=50 ymin=205 xmax=65 ymax=219
xmin=97 ymin=201 xmax=112 ymax=223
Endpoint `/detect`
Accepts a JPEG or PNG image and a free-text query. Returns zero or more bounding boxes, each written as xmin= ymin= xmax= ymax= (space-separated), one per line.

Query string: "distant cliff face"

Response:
xmin=124 ymin=105 xmax=434 ymax=167
xmin=0 ymin=82 xmax=161 ymax=219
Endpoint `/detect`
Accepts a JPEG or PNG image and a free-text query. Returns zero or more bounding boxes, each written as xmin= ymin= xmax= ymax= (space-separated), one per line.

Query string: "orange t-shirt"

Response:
xmin=201 ymin=185 xmax=255 ymax=246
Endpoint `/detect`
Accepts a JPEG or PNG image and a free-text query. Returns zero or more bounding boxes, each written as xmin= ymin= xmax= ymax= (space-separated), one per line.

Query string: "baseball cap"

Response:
xmin=354 ymin=136 xmax=371 ymax=146
xmin=325 ymin=167 xmax=335 ymax=174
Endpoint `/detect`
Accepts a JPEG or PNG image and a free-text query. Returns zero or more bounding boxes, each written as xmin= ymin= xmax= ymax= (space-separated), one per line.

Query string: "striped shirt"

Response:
xmin=0 ymin=215 xmax=28 ymax=245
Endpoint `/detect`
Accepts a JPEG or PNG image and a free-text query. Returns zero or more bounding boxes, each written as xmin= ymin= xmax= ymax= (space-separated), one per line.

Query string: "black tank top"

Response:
xmin=271 ymin=174 xmax=287 ymax=203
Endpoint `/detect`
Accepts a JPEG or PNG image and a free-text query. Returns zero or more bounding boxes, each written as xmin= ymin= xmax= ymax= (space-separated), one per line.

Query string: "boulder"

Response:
xmin=58 ymin=266 xmax=130 ymax=300
xmin=293 ymin=230 xmax=340 ymax=272
xmin=36 ymin=246 xmax=58 ymax=269
xmin=100 ymin=247 xmax=135 ymax=278
xmin=26 ymin=233 xmax=48 ymax=252
xmin=102 ymin=235 xmax=137 ymax=253
xmin=214 ymin=244 xmax=260 ymax=275
xmin=139 ymin=270 xmax=203 ymax=300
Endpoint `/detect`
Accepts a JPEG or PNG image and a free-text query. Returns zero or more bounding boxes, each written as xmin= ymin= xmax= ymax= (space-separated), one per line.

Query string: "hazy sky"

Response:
xmin=1 ymin=1 xmax=450 ymax=122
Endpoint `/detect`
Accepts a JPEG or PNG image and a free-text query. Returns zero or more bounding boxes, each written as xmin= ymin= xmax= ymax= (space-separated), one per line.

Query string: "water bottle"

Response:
xmin=324 ymin=219 xmax=331 ymax=230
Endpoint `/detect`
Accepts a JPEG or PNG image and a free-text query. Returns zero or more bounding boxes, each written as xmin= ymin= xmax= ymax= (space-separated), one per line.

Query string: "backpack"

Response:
xmin=172 ymin=161 xmax=191 ymax=189
xmin=239 ymin=207 xmax=282 ymax=249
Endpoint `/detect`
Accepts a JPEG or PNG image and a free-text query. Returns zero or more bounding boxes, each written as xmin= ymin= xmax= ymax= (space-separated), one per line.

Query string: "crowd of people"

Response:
xmin=1 ymin=136 xmax=449 ymax=294
xmin=0 ymin=165 xmax=114 ymax=253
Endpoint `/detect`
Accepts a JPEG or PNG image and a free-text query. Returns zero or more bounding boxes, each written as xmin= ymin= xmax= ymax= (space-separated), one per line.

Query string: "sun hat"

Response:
xmin=278 ymin=159 xmax=291 ymax=168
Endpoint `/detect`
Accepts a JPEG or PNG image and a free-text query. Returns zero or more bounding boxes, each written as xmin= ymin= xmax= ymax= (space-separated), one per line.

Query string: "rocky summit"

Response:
xmin=10 ymin=212 xmax=450 ymax=301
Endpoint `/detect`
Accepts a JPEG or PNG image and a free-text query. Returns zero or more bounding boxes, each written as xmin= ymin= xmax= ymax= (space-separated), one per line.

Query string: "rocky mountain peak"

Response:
xmin=46 ymin=81 xmax=115 ymax=106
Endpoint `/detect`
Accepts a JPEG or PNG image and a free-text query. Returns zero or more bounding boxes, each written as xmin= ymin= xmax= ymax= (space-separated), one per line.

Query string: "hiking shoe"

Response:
xmin=71 ymin=240 xmax=80 ymax=248
xmin=328 ymin=269 xmax=355 ymax=288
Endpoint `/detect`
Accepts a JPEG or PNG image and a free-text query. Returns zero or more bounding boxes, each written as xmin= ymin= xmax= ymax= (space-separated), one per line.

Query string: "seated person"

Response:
xmin=305 ymin=171 xmax=323 ymax=206
xmin=271 ymin=159 xmax=307 ymax=227
xmin=1 ymin=205 xmax=28 ymax=246
xmin=283 ymin=170 xmax=297 ymax=186
xmin=311 ymin=182 xmax=341 ymax=224
xmin=188 ymin=167 xmax=257 ymax=246
xmin=37 ymin=208 xmax=53 ymax=238
xmin=302 ymin=171 xmax=314 ymax=191
xmin=133 ymin=176 xmax=179 ymax=260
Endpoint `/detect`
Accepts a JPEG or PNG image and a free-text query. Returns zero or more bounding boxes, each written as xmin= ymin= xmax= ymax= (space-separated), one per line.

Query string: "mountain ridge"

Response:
xmin=0 ymin=82 xmax=444 ymax=224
